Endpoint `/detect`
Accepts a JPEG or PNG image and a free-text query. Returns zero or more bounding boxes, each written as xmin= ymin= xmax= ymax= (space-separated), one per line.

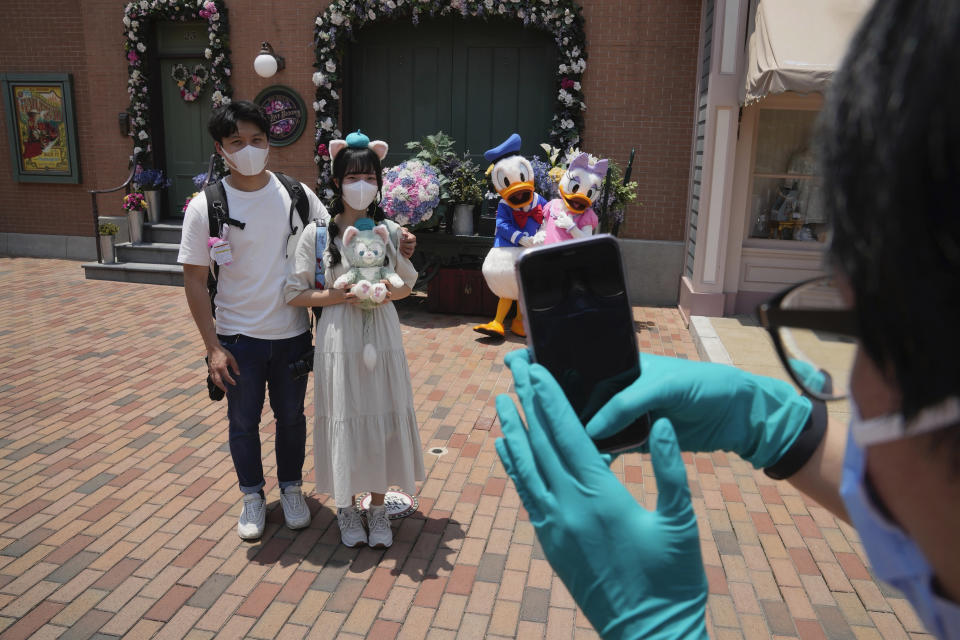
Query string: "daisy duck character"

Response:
xmin=473 ymin=133 xmax=547 ymax=339
xmin=541 ymin=152 xmax=608 ymax=245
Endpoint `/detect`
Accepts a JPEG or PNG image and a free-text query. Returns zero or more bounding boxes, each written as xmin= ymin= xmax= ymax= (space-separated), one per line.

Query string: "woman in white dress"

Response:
xmin=285 ymin=132 xmax=423 ymax=549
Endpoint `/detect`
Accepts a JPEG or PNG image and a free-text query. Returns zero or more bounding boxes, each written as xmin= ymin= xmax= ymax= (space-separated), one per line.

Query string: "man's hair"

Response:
xmin=207 ymin=101 xmax=270 ymax=143
xmin=819 ymin=0 xmax=960 ymax=420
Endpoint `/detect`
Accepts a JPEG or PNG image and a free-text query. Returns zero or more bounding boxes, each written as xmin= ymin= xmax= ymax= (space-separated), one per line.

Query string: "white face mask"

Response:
xmin=222 ymin=144 xmax=269 ymax=176
xmin=341 ymin=179 xmax=379 ymax=211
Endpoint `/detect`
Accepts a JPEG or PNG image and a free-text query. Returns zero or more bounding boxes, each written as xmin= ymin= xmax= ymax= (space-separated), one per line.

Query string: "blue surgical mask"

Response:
xmin=840 ymin=395 xmax=960 ymax=639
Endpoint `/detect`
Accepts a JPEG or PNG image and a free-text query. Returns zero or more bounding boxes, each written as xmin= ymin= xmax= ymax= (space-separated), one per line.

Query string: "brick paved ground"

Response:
xmin=0 ymin=257 xmax=932 ymax=639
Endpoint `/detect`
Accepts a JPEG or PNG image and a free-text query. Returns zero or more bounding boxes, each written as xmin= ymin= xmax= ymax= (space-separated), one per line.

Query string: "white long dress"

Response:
xmin=284 ymin=220 xmax=424 ymax=507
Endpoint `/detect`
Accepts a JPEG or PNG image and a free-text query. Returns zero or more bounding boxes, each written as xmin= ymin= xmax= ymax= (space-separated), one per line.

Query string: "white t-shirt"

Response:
xmin=177 ymin=171 xmax=329 ymax=339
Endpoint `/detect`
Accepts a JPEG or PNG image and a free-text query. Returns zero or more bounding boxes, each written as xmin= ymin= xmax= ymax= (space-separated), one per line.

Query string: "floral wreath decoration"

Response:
xmin=171 ymin=63 xmax=210 ymax=102
xmin=311 ymin=0 xmax=588 ymax=199
xmin=123 ymin=0 xmax=232 ymax=166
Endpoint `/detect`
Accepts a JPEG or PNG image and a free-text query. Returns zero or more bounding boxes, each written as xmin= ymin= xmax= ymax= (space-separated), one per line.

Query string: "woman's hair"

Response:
xmin=327 ymin=146 xmax=386 ymax=267
xmin=819 ymin=0 xmax=960 ymax=421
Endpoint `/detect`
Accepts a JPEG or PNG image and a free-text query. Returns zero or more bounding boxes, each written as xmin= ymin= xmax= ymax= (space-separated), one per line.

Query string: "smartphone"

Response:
xmin=516 ymin=235 xmax=652 ymax=454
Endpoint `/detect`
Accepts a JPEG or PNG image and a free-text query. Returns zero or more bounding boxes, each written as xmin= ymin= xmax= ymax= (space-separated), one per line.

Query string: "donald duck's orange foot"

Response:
xmin=473 ymin=320 xmax=505 ymax=338
xmin=510 ymin=317 xmax=526 ymax=337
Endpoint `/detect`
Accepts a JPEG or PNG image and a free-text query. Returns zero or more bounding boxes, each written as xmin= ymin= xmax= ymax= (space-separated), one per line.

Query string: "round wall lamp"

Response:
xmin=254 ymin=42 xmax=285 ymax=78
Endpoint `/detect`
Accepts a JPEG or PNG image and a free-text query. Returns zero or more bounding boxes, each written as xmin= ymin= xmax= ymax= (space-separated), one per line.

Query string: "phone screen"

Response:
xmin=517 ymin=235 xmax=651 ymax=453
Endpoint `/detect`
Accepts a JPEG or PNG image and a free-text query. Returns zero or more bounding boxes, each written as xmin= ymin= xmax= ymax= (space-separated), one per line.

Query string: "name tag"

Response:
xmin=210 ymin=239 xmax=233 ymax=266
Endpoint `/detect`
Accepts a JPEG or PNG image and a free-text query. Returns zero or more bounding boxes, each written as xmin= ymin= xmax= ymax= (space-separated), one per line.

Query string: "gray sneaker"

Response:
xmin=280 ymin=486 xmax=310 ymax=530
xmin=337 ymin=507 xmax=367 ymax=548
xmin=237 ymin=493 xmax=266 ymax=540
xmin=367 ymin=505 xmax=393 ymax=549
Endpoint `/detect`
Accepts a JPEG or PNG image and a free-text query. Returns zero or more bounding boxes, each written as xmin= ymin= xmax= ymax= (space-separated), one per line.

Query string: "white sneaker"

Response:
xmin=337 ymin=507 xmax=367 ymax=548
xmin=280 ymin=486 xmax=310 ymax=530
xmin=238 ymin=493 xmax=266 ymax=540
xmin=367 ymin=505 xmax=393 ymax=549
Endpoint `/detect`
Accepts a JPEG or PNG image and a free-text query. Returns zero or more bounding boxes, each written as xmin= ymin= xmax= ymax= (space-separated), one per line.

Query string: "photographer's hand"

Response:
xmin=207 ymin=344 xmax=239 ymax=391
xmin=584 ymin=351 xmax=812 ymax=468
xmin=496 ymin=352 xmax=708 ymax=639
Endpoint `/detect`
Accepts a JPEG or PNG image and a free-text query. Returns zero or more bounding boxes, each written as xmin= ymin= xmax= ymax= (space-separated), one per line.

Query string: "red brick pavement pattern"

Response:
xmin=0 ymin=258 xmax=930 ymax=638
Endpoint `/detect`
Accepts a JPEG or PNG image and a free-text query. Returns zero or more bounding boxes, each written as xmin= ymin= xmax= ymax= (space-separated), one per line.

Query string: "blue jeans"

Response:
xmin=219 ymin=331 xmax=312 ymax=495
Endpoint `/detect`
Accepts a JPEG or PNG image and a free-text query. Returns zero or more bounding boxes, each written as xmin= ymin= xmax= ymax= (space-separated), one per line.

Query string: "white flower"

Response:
xmin=137 ymin=42 xmax=146 ymax=52
xmin=313 ymin=71 xmax=326 ymax=86
xmin=313 ymin=101 xmax=322 ymax=111
xmin=330 ymin=11 xmax=344 ymax=25
xmin=321 ymin=117 xmax=333 ymax=131
xmin=139 ymin=0 xmax=149 ymax=10
xmin=131 ymin=70 xmax=141 ymax=80
xmin=134 ymin=146 xmax=143 ymax=155
xmin=324 ymin=188 xmax=335 ymax=199
xmin=138 ymin=130 xmax=149 ymax=140
xmin=498 ymin=4 xmax=506 ymax=13
xmin=316 ymin=17 xmax=323 ymax=26
xmin=136 ymin=117 xmax=145 ymax=125
xmin=331 ymin=89 xmax=339 ymax=99
xmin=333 ymin=128 xmax=342 ymax=138
xmin=212 ymin=90 xmax=224 ymax=102
xmin=367 ymin=9 xmax=376 ymax=19
xmin=564 ymin=15 xmax=572 ymax=24
xmin=314 ymin=155 xmax=321 ymax=164
xmin=221 ymin=96 xmax=231 ymax=105
xmin=212 ymin=13 xmax=219 ymax=21
xmin=123 ymin=16 xmax=131 ymax=27
xmin=484 ymin=0 xmax=493 ymax=7
xmin=204 ymin=48 xmax=212 ymax=59
xmin=571 ymin=47 xmax=580 ymax=57
xmin=131 ymin=20 xmax=139 ymax=29
xmin=573 ymin=81 xmax=581 ymax=91
xmin=317 ymin=99 xmax=326 ymax=110
xmin=325 ymin=59 xmax=337 ymax=73
xmin=128 ymin=31 xmax=136 ymax=40
xmin=558 ymin=64 xmax=568 ymax=73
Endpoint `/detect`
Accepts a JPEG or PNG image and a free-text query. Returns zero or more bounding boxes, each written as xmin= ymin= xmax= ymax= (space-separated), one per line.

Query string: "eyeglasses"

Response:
xmin=757 ymin=276 xmax=858 ymax=401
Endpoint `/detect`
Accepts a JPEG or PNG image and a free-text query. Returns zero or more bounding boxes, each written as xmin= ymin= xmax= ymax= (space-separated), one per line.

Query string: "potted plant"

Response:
xmin=380 ymin=160 xmax=442 ymax=230
xmin=98 ymin=221 xmax=120 ymax=264
xmin=133 ymin=167 xmax=172 ymax=223
xmin=444 ymin=153 xmax=485 ymax=235
xmin=122 ymin=192 xmax=147 ymax=244
xmin=405 ymin=132 xmax=456 ymax=227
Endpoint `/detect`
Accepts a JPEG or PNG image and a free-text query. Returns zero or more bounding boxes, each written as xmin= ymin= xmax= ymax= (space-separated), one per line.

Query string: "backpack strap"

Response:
xmin=314 ymin=223 xmax=328 ymax=289
xmin=274 ymin=172 xmax=312 ymax=231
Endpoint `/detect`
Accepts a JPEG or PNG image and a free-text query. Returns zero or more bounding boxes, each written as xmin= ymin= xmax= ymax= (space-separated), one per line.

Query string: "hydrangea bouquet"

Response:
xmin=380 ymin=160 xmax=441 ymax=227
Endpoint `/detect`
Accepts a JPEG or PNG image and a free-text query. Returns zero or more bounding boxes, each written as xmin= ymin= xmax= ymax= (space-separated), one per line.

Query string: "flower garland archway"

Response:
xmin=312 ymin=0 xmax=587 ymax=197
xmin=123 ymin=0 xmax=232 ymax=162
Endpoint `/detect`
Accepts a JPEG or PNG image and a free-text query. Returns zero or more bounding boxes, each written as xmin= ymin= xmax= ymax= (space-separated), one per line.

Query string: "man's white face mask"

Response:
xmin=222 ymin=144 xmax=269 ymax=176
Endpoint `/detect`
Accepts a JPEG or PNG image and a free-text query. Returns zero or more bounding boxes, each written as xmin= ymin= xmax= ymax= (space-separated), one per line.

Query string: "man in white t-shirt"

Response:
xmin=178 ymin=101 xmax=330 ymax=540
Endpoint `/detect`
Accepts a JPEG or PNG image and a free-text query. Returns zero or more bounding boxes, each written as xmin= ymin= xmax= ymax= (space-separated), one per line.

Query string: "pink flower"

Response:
xmin=317 ymin=143 xmax=328 ymax=157
xmin=127 ymin=51 xmax=139 ymax=63
xmin=560 ymin=77 xmax=575 ymax=90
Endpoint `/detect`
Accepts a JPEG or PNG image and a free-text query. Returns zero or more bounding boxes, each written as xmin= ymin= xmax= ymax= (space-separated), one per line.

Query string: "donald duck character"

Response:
xmin=473 ymin=133 xmax=547 ymax=339
xmin=541 ymin=152 xmax=607 ymax=245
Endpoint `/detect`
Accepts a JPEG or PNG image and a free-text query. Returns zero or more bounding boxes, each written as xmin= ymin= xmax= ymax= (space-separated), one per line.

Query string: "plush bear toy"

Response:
xmin=541 ymin=152 xmax=607 ymax=245
xmin=473 ymin=133 xmax=547 ymax=339
xmin=333 ymin=217 xmax=405 ymax=368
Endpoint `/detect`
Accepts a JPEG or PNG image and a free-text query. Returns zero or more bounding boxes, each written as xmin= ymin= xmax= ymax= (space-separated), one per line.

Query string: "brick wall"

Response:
xmin=0 ymin=0 xmax=700 ymax=243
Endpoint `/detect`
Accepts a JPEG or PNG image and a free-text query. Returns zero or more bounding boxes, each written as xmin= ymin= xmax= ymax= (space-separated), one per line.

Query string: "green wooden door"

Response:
xmin=347 ymin=17 xmax=556 ymax=164
xmin=157 ymin=23 xmax=215 ymax=219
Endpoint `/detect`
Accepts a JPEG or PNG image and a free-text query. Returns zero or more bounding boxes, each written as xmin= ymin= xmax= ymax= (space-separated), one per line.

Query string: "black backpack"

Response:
xmin=203 ymin=172 xmax=311 ymax=316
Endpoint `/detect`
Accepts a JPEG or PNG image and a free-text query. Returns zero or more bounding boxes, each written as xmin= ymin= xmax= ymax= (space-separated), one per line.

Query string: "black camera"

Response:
xmin=289 ymin=348 xmax=314 ymax=380
xmin=205 ymin=356 xmax=226 ymax=402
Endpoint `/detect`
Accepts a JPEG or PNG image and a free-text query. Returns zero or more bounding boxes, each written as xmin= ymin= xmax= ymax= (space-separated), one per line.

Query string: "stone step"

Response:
xmin=115 ymin=241 xmax=181 ymax=265
xmin=145 ymin=220 xmax=183 ymax=244
xmin=81 ymin=260 xmax=183 ymax=287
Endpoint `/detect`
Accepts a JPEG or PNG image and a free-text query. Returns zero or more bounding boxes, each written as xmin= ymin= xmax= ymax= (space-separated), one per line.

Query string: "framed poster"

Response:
xmin=254 ymin=85 xmax=306 ymax=147
xmin=1 ymin=73 xmax=81 ymax=183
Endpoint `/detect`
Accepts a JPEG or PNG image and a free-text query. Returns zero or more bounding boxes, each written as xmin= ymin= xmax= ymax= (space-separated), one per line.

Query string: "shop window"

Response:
xmin=748 ymin=109 xmax=826 ymax=242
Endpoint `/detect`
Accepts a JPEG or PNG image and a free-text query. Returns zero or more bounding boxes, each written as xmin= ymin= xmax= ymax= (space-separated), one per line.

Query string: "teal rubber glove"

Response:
xmin=583 ymin=351 xmax=813 ymax=467
xmin=495 ymin=350 xmax=708 ymax=640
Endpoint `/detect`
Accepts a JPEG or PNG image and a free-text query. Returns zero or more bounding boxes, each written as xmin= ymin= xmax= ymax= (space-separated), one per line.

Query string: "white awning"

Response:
xmin=743 ymin=0 xmax=873 ymax=104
